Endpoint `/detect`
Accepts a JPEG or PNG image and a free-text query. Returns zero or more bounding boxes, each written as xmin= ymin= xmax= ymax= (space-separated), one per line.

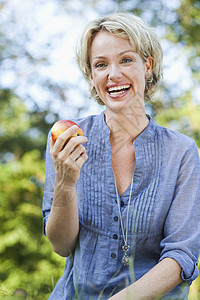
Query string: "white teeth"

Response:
xmin=110 ymin=90 xmax=126 ymax=95
xmin=108 ymin=85 xmax=130 ymax=92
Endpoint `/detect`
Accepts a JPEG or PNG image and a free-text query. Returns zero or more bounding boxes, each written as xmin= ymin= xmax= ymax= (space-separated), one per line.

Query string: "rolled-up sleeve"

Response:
xmin=159 ymin=141 xmax=200 ymax=285
xmin=42 ymin=131 xmax=55 ymax=235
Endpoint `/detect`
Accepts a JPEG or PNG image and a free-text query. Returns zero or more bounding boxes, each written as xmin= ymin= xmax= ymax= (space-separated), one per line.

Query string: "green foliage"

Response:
xmin=0 ymin=89 xmax=64 ymax=298
xmin=153 ymin=92 xmax=200 ymax=148
xmin=0 ymin=150 xmax=65 ymax=299
xmin=0 ymin=89 xmax=56 ymax=161
xmin=166 ymin=0 xmax=200 ymax=75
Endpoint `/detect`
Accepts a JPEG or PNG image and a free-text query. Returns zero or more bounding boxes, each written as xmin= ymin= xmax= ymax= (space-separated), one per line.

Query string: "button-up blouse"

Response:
xmin=42 ymin=111 xmax=200 ymax=299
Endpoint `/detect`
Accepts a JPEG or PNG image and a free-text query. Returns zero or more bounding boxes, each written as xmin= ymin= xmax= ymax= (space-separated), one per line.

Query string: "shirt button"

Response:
xmin=114 ymin=216 xmax=118 ymax=222
xmin=113 ymin=234 xmax=118 ymax=239
xmin=121 ymin=201 xmax=124 ymax=207
xmin=111 ymin=253 xmax=116 ymax=258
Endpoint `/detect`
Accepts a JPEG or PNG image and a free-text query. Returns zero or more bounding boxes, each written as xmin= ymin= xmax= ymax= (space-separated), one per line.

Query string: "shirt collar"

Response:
xmin=99 ymin=110 xmax=158 ymax=142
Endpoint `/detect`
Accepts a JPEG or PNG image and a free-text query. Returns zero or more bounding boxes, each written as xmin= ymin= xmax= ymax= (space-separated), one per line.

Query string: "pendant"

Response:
xmin=122 ymin=253 xmax=129 ymax=266
xmin=122 ymin=244 xmax=129 ymax=252
xmin=122 ymin=243 xmax=130 ymax=266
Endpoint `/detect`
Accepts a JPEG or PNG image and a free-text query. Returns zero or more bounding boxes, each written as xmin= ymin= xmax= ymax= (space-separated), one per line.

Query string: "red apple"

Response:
xmin=51 ymin=120 xmax=83 ymax=143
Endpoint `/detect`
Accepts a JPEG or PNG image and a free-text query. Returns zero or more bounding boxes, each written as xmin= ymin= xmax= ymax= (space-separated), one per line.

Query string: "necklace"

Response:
xmin=114 ymin=177 xmax=134 ymax=266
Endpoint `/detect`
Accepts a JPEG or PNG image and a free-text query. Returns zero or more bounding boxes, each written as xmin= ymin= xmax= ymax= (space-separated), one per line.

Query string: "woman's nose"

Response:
xmin=108 ymin=65 xmax=122 ymax=81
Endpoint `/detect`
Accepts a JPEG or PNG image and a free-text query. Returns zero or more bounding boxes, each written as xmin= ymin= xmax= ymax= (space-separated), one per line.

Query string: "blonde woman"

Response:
xmin=42 ymin=12 xmax=200 ymax=300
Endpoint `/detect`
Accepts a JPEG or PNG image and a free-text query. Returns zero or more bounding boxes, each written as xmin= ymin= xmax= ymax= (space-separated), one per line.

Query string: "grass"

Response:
xmin=1 ymin=274 xmax=200 ymax=300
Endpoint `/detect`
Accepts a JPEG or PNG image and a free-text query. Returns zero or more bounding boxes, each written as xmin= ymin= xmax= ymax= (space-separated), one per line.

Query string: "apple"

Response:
xmin=51 ymin=120 xmax=83 ymax=143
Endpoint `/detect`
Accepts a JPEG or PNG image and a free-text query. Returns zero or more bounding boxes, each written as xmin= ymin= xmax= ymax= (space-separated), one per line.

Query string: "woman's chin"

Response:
xmin=105 ymin=96 xmax=134 ymax=113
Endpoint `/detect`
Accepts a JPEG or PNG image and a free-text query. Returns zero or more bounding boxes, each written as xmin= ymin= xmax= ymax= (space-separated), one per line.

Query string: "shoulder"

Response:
xmin=72 ymin=113 xmax=99 ymax=127
xmin=155 ymin=121 xmax=197 ymax=153
xmin=153 ymin=121 xmax=200 ymax=182
xmin=71 ymin=113 xmax=102 ymax=136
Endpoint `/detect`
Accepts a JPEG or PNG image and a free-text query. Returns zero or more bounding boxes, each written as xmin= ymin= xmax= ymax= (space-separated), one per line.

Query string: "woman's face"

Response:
xmin=89 ymin=31 xmax=152 ymax=112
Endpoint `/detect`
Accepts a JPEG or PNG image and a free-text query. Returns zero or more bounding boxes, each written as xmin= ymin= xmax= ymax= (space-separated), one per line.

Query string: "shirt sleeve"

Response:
xmin=42 ymin=130 xmax=55 ymax=235
xmin=159 ymin=140 xmax=200 ymax=285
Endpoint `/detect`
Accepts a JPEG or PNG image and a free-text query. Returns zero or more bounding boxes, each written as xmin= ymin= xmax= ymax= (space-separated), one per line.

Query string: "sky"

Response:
xmin=0 ymin=0 xmax=196 ymax=120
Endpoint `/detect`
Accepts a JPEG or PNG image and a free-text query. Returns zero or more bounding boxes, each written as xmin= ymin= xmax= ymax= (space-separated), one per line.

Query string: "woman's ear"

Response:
xmin=145 ymin=57 xmax=152 ymax=76
xmin=89 ymin=73 xmax=94 ymax=87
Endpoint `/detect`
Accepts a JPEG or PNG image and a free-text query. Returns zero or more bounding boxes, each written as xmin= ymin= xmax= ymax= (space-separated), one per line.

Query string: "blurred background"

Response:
xmin=0 ymin=0 xmax=199 ymax=299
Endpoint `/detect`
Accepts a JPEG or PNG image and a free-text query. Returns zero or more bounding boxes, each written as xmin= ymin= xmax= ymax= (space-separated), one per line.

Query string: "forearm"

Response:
xmin=46 ymin=185 xmax=79 ymax=257
xmin=109 ymin=258 xmax=183 ymax=300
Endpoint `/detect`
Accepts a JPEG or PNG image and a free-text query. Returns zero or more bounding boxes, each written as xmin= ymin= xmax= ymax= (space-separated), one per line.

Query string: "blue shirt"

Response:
xmin=42 ymin=111 xmax=200 ymax=300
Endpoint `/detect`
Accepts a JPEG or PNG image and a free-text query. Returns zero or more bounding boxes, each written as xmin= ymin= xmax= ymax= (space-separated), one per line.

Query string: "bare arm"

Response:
xmin=109 ymin=257 xmax=183 ymax=300
xmin=45 ymin=184 xmax=79 ymax=257
xmin=46 ymin=125 xmax=88 ymax=257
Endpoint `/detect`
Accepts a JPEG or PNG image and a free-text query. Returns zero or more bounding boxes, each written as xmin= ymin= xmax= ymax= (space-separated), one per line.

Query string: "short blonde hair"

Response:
xmin=76 ymin=12 xmax=163 ymax=104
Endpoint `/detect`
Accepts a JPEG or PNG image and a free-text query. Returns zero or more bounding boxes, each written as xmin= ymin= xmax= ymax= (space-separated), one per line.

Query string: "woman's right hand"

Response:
xmin=50 ymin=125 xmax=88 ymax=188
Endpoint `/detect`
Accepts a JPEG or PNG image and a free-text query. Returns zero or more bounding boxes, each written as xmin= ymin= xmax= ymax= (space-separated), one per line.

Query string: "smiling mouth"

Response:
xmin=107 ymin=84 xmax=131 ymax=95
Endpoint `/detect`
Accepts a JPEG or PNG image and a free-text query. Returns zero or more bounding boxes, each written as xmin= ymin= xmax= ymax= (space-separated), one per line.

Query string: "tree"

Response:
xmin=167 ymin=0 xmax=200 ymax=74
xmin=0 ymin=90 xmax=65 ymax=298
xmin=0 ymin=149 xmax=65 ymax=299
xmin=0 ymin=89 xmax=55 ymax=161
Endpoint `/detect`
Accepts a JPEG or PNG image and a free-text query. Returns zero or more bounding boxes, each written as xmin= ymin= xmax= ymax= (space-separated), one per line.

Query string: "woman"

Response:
xmin=42 ymin=12 xmax=200 ymax=299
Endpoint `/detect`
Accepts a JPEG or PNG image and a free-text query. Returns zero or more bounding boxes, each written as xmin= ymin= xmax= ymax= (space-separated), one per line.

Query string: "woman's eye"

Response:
xmin=95 ymin=62 xmax=106 ymax=68
xmin=122 ymin=58 xmax=133 ymax=63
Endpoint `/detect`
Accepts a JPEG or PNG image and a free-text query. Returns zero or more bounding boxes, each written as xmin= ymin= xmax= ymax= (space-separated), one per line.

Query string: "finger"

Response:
xmin=67 ymin=135 xmax=88 ymax=148
xmin=70 ymin=144 xmax=86 ymax=161
xmin=55 ymin=136 xmax=87 ymax=164
xmin=75 ymin=152 xmax=88 ymax=168
xmin=66 ymin=149 xmax=88 ymax=169
xmin=58 ymin=135 xmax=88 ymax=157
xmin=57 ymin=132 xmax=88 ymax=153
xmin=49 ymin=137 xmax=55 ymax=157
xmin=50 ymin=136 xmax=55 ymax=145
xmin=53 ymin=125 xmax=80 ymax=151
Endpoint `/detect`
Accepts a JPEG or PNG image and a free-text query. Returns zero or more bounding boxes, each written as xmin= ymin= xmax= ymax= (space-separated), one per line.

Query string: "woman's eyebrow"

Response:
xmin=91 ymin=50 xmax=138 ymax=64
xmin=91 ymin=56 xmax=105 ymax=62
xmin=92 ymin=50 xmax=137 ymax=61
xmin=119 ymin=50 xmax=137 ymax=55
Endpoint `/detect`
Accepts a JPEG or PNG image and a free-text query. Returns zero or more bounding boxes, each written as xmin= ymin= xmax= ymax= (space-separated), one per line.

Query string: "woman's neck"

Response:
xmin=104 ymin=106 xmax=149 ymax=148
